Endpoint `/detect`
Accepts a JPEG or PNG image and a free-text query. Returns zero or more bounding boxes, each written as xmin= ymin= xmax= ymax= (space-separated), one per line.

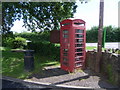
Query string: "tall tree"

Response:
xmin=2 ymin=2 xmax=77 ymax=33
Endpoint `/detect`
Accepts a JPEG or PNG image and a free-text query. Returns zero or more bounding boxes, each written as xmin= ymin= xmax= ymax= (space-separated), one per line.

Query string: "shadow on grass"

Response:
xmin=29 ymin=67 xmax=68 ymax=79
xmin=2 ymin=51 xmax=28 ymax=79
xmin=2 ymin=50 xmax=119 ymax=88
xmin=2 ymin=50 xmax=60 ymax=79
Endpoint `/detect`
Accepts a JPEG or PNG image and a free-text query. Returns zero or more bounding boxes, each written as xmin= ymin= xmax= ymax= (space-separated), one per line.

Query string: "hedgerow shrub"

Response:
xmin=105 ymin=26 xmax=120 ymax=42
xmin=27 ymin=42 xmax=60 ymax=60
xmin=12 ymin=37 xmax=27 ymax=49
xmin=2 ymin=31 xmax=15 ymax=47
xmin=86 ymin=26 xmax=98 ymax=43
xmin=86 ymin=26 xmax=120 ymax=43
xmin=15 ymin=31 xmax=50 ymax=43
xmin=2 ymin=37 xmax=14 ymax=47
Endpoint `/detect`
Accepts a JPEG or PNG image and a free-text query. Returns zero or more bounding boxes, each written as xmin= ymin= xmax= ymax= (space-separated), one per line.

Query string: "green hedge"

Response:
xmin=105 ymin=26 xmax=120 ymax=42
xmin=2 ymin=32 xmax=27 ymax=49
xmin=15 ymin=31 xmax=50 ymax=43
xmin=16 ymin=26 xmax=119 ymax=43
xmin=86 ymin=26 xmax=98 ymax=43
xmin=27 ymin=42 xmax=60 ymax=60
xmin=3 ymin=26 xmax=119 ymax=48
xmin=2 ymin=31 xmax=15 ymax=47
xmin=86 ymin=26 xmax=120 ymax=43
xmin=12 ymin=37 xmax=27 ymax=49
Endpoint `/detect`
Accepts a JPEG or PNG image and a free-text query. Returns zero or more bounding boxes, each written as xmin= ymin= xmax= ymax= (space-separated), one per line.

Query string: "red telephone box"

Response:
xmin=60 ymin=19 xmax=86 ymax=72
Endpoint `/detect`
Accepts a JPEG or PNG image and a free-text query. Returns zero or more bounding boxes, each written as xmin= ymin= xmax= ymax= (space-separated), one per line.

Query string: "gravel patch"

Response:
xmin=28 ymin=66 xmax=118 ymax=89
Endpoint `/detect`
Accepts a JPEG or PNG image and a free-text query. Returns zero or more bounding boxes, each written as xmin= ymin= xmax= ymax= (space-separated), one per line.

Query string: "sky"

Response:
xmin=74 ymin=0 xmax=118 ymax=29
xmin=11 ymin=0 xmax=119 ymax=33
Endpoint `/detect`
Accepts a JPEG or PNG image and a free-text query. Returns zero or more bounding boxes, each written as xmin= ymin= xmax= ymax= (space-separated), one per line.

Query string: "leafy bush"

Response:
xmin=2 ymin=31 xmax=15 ymax=47
xmin=27 ymin=42 xmax=60 ymax=61
xmin=15 ymin=31 xmax=59 ymax=60
xmin=2 ymin=37 xmax=14 ymax=47
xmin=15 ymin=31 xmax=50 ymax=43
xmin=86 ymin=26 xmax=98 ymax=43
xmin=12 ymin=37 xmax=27 ymax=49
xmin=86 ymin=26 xmax=120 ymax=43
xmin=105 ymin=26 xmax=120 ymax=42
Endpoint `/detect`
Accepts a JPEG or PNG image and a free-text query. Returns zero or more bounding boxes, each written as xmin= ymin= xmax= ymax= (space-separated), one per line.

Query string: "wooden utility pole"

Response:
xmin=118 ymin=1 xmax=120 ymax=28
xmin=95 ymin=0 xmax=104 ymax=73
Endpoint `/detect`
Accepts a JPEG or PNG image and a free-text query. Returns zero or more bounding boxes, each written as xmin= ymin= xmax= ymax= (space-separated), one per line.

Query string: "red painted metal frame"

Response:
xmin=60 ymin=19 xmax=86 ymax=72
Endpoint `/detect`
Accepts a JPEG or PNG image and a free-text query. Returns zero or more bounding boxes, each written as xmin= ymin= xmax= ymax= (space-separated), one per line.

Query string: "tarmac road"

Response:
xmin=1 ymin=79 xmax=83 ymax=90
xmin=2 ymin=79 xmax=51 ymax=89
xmin=86 ymin=42 xmax=119 ymax=49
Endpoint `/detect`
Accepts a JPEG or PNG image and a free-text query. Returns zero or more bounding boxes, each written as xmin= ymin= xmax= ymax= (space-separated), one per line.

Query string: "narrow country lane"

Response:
xmin=86 ymin=42 xmax=119 ymax=49
xmin=2 ymin=79 xmax=51 ymax=89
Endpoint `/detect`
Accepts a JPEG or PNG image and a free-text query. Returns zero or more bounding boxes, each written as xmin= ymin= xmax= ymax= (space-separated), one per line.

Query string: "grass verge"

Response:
xmin=1 ymin=46 xmax=100 ymax=79
xmin=1 ymin=48 xmax=59 ymax=79
xmin=86 ymin=46 xmax=96 ymax=50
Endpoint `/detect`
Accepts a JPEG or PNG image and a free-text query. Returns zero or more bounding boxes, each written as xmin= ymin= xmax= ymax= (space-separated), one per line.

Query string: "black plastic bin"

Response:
xmin=24 ymin=50 xmax=34 ymax=72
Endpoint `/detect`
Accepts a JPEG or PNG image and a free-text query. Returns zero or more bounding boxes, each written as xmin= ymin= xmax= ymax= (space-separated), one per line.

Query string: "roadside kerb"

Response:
xmin=2 ymin=76 xmax=94 ymax=89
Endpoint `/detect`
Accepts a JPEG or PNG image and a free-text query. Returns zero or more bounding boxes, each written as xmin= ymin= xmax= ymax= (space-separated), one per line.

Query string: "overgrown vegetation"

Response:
xmin=86 ymin=26 xmax=120 ymax=42
xmin=13 ymin=26 xmax=119 ymax=44
xmin=2 ymin=31 xmax=60 ymax=79
xmin=2 ymin=31 xmax=15 ymax=47
xmin=12 ymin=37 xmax=27 ymax=49
xmin=1 ymin=45 xmax=95 ymax=79
xmin=2 ymin=25 xmax=119 ymax=79
xmin=27 ymin=42 xmax=60 ymax=60
xmin=14 ymin=31 xmax=60 ymax=60
xmin=1 ymin=47 xmax=59 ymax=79
xmin=107 ymin=64 xmax=114 ymax=84
xmin=14 ymin=31 xmax=50 ymax=43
